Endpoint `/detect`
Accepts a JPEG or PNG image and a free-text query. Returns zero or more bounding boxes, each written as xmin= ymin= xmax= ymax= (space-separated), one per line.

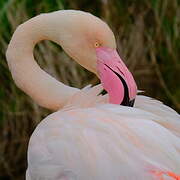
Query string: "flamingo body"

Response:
xmin=26 ymin=86 xmax=180 ymax=179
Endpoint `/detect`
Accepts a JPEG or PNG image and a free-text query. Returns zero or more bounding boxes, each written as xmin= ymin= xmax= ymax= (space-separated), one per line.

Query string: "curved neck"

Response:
xmin=6 ymin=14 xmax=79 ymax=111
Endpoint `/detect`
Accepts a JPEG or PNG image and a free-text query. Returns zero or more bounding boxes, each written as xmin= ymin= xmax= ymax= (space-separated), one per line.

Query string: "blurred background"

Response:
xmin=0 ymin=0 xmax=179 ymax=179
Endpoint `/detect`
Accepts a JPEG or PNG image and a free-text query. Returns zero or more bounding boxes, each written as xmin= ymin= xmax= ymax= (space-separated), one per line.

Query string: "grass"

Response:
xmin=0 ymin=0 xmax=179 ymax=179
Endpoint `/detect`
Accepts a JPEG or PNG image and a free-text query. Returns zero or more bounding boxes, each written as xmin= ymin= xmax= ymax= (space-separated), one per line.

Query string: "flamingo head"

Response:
xmin=59 ymin=11 xmax=137 ymax=106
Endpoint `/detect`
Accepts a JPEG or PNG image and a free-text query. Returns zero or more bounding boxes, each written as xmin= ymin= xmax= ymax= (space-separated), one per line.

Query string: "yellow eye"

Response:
xmin=94 ymin=42 xmax=100 ymax=48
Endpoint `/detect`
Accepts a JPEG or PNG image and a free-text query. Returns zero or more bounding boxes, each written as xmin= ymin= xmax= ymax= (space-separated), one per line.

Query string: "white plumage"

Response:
xmin=26 ymin=85 xmax=180 ymax=179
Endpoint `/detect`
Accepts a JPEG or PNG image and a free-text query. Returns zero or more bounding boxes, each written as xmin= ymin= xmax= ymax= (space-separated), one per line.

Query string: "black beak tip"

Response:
xmin=128 ymin=99 xmax=135 ymax=107
xmin=120 ymin=98 xmax=135 ymax=107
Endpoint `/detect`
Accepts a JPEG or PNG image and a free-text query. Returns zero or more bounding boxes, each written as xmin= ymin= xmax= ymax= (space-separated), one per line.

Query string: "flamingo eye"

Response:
xmin=94 ymin=42 xmax=100 ymax=48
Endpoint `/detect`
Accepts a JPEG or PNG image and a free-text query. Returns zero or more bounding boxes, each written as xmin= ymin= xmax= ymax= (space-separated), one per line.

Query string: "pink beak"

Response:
xmin=96 ymin=47 xmax=137 ymax=106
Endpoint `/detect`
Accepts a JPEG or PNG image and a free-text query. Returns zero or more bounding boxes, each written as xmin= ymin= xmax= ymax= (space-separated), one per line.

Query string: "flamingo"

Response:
xmin=6 ymin=10 xmax=180 ymax=180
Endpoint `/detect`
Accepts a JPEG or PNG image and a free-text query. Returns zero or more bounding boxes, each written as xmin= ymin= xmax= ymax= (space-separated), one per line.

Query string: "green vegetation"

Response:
xmin=0 ymin=0 xmax=179 ymax=179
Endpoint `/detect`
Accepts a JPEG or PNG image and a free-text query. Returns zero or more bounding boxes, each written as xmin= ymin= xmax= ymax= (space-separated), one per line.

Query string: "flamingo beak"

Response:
xmin=95 ymin=47 xmax=137 ymax=106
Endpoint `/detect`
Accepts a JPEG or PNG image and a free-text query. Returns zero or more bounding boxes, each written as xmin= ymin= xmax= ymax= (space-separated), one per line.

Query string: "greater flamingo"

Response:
xmin=6 ymin=10 xmax=180 ymax=180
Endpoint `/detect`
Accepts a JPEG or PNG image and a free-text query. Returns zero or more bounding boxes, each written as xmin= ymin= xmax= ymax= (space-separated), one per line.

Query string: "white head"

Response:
xmin=43 ymin=10 xmax=116 ymax=74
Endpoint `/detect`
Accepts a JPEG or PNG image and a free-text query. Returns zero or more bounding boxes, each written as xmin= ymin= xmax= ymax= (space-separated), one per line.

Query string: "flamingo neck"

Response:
xmin=6 ymin=14 xmax=79 ymax=111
